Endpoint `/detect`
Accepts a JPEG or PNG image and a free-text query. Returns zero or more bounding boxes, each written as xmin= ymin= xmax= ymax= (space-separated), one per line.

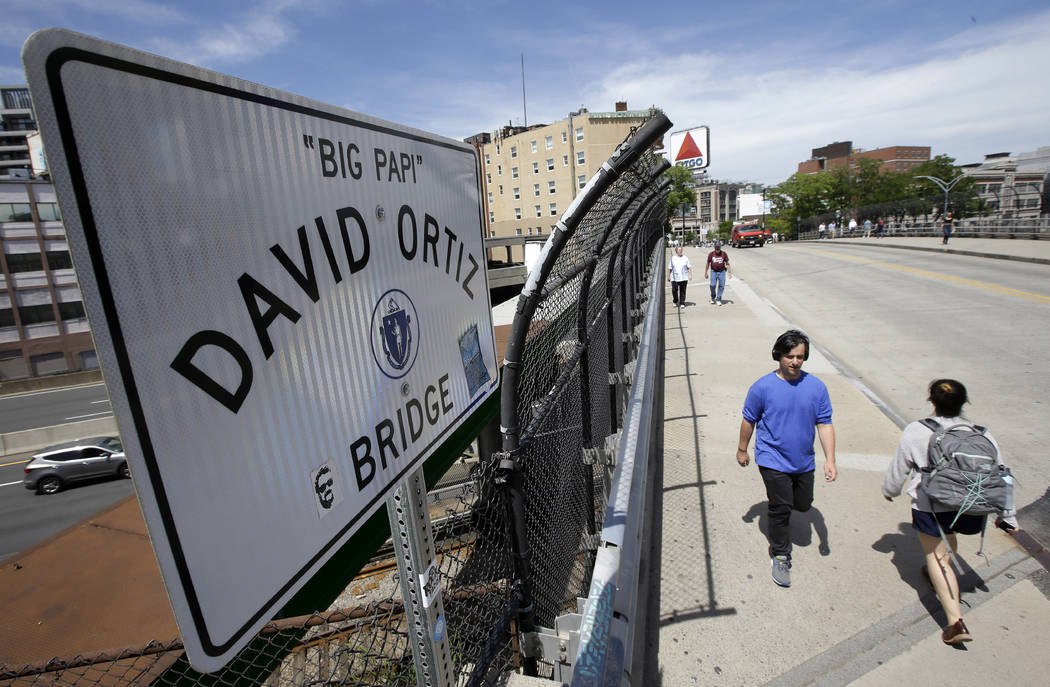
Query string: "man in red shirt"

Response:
xmin=705 ymin=241 xmax=732 ymax=305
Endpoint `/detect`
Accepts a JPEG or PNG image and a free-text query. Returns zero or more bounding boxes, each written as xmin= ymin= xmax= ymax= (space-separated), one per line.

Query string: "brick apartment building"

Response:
xmin=798 ymin=141 xmax=930 ymax=175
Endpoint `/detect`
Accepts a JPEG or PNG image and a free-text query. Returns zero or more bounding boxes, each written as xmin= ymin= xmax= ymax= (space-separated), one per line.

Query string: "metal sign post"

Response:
xmin=386 ymin=468 xmax=452 ymax=687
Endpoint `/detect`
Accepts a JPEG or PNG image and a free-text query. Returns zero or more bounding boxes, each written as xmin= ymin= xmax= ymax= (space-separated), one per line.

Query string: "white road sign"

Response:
xmin=23 ymin=29 xmax=498 ymax=672
xmin=668 ymin=125 xmax=710 ymax=170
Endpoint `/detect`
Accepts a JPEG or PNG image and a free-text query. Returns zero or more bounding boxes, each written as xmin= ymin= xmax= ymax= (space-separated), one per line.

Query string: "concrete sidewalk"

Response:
xmin=654 ymin=248 xmax=1050 ymax=685
xmin=816 ymin=235 xmax=1050 ymax=265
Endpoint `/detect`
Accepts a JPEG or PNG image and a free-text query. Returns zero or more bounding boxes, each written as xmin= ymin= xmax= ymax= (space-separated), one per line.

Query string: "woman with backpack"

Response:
xmin=881 ymin=379 xmax=1018 ymax=644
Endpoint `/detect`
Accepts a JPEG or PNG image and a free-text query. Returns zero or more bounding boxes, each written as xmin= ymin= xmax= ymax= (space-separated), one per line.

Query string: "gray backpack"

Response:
xmin=918 ymin=419 xmax=1015 ymax=564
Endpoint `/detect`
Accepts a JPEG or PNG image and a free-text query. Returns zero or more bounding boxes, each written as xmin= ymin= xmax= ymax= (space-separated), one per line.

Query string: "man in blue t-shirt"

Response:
xmin=737 ymin=330 xmax=837 ymax=587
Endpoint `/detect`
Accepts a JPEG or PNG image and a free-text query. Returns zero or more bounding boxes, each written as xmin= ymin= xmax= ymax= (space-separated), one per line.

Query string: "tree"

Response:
xmin=768 ymin=172 xmax=836 ymax=224
xmin=665 ymin=165 xmax=697 ymax=226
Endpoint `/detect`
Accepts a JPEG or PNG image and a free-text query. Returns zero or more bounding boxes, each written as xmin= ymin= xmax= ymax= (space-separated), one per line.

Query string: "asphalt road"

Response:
xmin=0 ymin=382 xmax=112 ymax=433
xmin=0 ymin=454 xmax=134 ymax=560
xmin=727 ymin=241 xmax=1050 ymax=512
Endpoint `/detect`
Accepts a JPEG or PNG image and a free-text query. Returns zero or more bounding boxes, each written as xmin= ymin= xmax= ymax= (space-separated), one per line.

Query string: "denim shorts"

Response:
xmin=912 ymin=509 xmax=986 ymax=537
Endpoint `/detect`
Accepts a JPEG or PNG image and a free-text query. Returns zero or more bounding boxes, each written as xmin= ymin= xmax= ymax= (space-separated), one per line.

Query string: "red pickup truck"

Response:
xmin=731 ymin=224 xmax=766 ymax=248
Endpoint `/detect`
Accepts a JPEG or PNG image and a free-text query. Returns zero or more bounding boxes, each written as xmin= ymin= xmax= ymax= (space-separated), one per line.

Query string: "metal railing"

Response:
xmin=797 ymin=217 xmax=1050 ymax=241
xmin=1 ymin=114 xmax=674 ymax=687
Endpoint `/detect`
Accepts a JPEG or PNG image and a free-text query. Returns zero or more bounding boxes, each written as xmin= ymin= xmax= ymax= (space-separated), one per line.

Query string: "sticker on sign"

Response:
xmin=23 ymin=29 xmax=498 ymax=672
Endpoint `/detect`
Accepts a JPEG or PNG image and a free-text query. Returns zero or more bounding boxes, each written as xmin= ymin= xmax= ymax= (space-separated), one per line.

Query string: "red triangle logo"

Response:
xmin=675 ymin=132 xmax=703 ymax=161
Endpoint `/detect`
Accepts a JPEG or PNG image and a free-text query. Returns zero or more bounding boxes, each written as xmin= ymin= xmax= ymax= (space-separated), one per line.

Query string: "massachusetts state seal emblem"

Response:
xmin=370 ymin=289 xmax=419 ymax=379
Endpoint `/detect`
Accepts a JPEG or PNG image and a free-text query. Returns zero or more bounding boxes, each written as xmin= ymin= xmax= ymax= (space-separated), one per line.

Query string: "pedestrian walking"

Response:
xmin=667 ymin=245 xmax=692 ymax=309
xmin=705 ymin=241 xmax=732 ymax=305
xmin=737 ymin=330 xmax=837 ymax=587
xmin=828 ymin=221 xmax=837 ymax=238
xmin=863 ymin=218 xmax=872 ymax=237
xmin=882 ymin=379 xmax=1018 ymax=644
xmin=848 ymin=217 xmax=858 ymax=235
xmin=818 ymin=222 xmax=826 ymax=239
xmin=876 ymin=217 xmax=885 ymax=237
xmin=941 ymin=212 xmax=956 ymax=244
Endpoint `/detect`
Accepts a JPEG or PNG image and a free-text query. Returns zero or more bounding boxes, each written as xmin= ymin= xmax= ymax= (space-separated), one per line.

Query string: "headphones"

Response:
xmin=772 ymin=329 xmax=810 ymax=361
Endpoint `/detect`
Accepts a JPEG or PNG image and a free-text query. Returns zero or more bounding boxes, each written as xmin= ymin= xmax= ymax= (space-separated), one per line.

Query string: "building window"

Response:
xmin=36 ymin=203 xmax=62 ymax=221
xmin=514 ymin=208 xmax=521 ymax=219
xmin=988 ymin=183 xmax=1001 ymax=194
xmin=487 ymin=192 xmax=493 ymax=203
xmin=531 ymin=140 xmax=537 ymax=153
xmin=497 ymin=165 xmax=502 ymax=176
xmin=0 ymin=309 xmax=15 ymax=328
xmin=498 ymin=184 xmax=503 ymax=195
xmin=546 ymin=158 xmax=554 ymax=171
xmin=563 ymin=155 xmax=569 ymax=167
xmin=1027 ymin=198 xmax=1039 ymax=208
xmin=515 ymin=228 xmax=523 ymax=236
xmin=527 ymin=227 xmax=533 ymax=235
xmin=549 ymin=202 xmax=557 ymax=216
xmin=5 ymin=252 xmax=44 ymax=273
xmin=2 ymin=88 xmax=32 ymax=109
xmin=578 ymin=174 xmax=587 ymax=189
xmin=575 ymin=126 xmax=583 ymax=142
xmin=486 ymin=173 xmax=491 ymax=184
xmin=18 ymin=303 xmax=56 ymax=325
xmin=513 ymin=187 xmax=520 ymax=200
xmin=0 ymin=203 xmax=32 ymax=222
xmin=46 ymin=251 xmax=73 ymax=271
xmin=532 ymin=162 xmax=539 ymax=174
xmin=512 ymin=166 xmax=519 ymax=179
xmin=510 ymin=146 xmax=517 ymax=159
xmin=58 ymin=301 xmax=86 ymax=320
xmin=535 ymin=205 xmax=542 ymax=217
xmin=577 ymin=151 xmax=585 ymax=165
xmin=562 ymin=131 xmax=567 ymax=143
xmin=489 ymin=211 xmax=494 ymax=223
xmin=548 ymin=180 xmax=556 ymax=194
xmin=534 ymin=183 xmax=540 ymax=197
xmin=545 ymin=136 xmax=553 ymax=150
xmin=485 ymin=153 xmax=490 ymax=165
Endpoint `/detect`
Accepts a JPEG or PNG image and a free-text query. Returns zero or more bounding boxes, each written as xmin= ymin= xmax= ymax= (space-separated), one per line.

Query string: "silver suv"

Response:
xmin=22 ymin=436 xmax=129 ymax=495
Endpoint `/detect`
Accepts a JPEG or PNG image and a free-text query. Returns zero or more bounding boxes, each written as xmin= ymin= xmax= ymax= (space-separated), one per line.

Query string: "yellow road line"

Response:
xmin=791 ymin=246 xmax=1050 ymax=305
xmin=0 ymin=458 xmax=30 ymax=467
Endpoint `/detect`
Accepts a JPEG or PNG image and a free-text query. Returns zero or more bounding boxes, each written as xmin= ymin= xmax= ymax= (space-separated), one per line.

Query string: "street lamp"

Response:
xmin=916 ymin=175 xmax=966 ymax=217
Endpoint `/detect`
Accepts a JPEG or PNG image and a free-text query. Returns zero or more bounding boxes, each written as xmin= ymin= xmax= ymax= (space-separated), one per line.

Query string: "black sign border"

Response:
xmin=43 ymin=45 xmax=494 ymax=659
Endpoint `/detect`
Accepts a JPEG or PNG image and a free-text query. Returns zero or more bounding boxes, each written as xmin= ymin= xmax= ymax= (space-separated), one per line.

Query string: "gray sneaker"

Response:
xmin=771 ymin=555 xmax=791 ymax=587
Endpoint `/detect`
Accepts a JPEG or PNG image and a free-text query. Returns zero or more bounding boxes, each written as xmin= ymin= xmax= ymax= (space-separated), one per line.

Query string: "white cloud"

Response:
xmin=584 ymin=8 xmax=1050 ymax=184
xmin=148 ymin=7 xmax=296 ymax=66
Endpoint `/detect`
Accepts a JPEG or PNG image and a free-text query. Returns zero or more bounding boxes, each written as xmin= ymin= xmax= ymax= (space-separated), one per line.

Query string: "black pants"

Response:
xmin=671 ymin=280 xmax=687 ymax=305
xmin=759 ymin=466 xmax=815 ymax=558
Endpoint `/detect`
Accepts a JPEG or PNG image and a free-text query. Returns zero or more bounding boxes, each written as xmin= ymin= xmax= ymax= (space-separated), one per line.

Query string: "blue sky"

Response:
xmin=3 ymin=0 xmax=1047 ymax=184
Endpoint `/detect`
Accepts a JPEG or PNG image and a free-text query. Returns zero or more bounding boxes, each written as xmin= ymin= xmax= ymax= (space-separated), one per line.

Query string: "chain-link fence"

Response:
xmin=0 ymin=114 xmax=672 ymax=687
xmin=496 ymin=112 xmax=671 ymax=680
